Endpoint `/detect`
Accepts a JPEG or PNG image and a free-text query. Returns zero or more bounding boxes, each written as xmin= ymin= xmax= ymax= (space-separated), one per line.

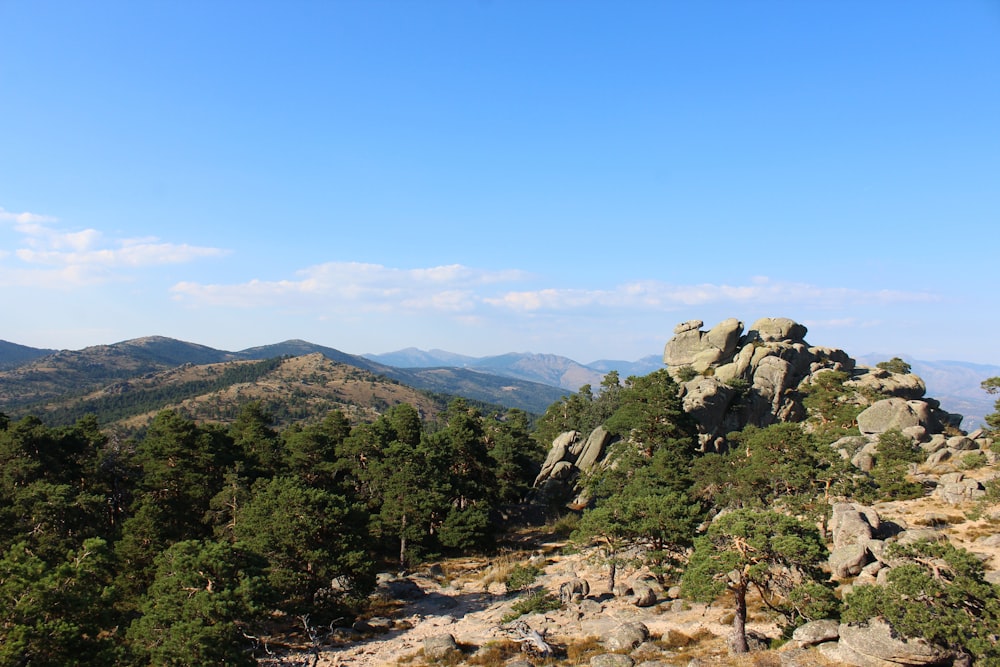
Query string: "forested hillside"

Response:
xmin=0 ymin=398 xmax=544 ymax=664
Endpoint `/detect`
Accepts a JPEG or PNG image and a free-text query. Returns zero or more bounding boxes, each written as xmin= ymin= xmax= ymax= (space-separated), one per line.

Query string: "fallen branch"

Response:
xmin=501 ymin=619 xmax=554 ymax=657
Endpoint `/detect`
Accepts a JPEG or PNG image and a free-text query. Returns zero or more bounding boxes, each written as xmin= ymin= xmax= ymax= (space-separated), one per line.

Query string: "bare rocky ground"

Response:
xmin=272 ymin=464 xmax=1000 ymax=667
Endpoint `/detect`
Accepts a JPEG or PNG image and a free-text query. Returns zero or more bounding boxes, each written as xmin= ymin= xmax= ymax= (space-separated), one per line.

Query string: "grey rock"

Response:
xmin=792 ymin=619 xmax=840 ymax=647
xmin=604 ymin=621 xmax=650 ymax=652
xmin=377 ymin=577 xmax=425 ymax=600
xmin=947 ymin=436 xmax=978 ymax=451
xmin=423 ymin=633 xmax=459 ymax=660
xmin=534 ymin=431 xmax=579 ymax=485
xmin=577 ymin=426 xmax=613 ymax=473
xmin=591 ymin=655 xmax=635 ymax=667
xmin=839 ymin=618 xmax=953 ymax=666
xmin=919 ymin=434 xmax=949 ymax=453
xmin=831 ymin=503 xmax=878 ymax=549
xmin=895 ymin=528 xmax=949 ymax=547
xmin=848 ymin=367 xmax=926 ymax=400
xmin=559 ymin=577 xmax=591 ymax=604
xmin=578 ymin=598 xmax=604 ymax=615
xmin=664 ymin=318 xmax=743 ymax=371
xmin=628 ymin=575 xmax=660 ymax=607
xmin=830 ymin=543 xmax=871 ymax=578
xmin=750 ymin=317 xmax=807 ymax=342
xmin=925 ymin=448 xmax=954 ymax=466
xmin=857 ymin=398 xmax=931 ymax=436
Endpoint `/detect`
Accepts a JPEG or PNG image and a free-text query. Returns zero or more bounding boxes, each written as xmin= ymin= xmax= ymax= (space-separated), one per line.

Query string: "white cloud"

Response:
xmin=0 ymin=207 xmax=59 ymax=226
xmin=0 ymin=206 xmax=228 ymax=287
xmin=486 ymin=278 xmax=939 ymax=312
xmin=170 ymin=260 xmax=939 ymax=332
xmin=171 ymin=261 xmax=513 ymax=312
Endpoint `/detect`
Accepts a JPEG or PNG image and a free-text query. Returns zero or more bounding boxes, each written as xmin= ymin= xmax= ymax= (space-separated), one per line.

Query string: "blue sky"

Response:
xmin=1 ymin=1 xmax=998 ymax=364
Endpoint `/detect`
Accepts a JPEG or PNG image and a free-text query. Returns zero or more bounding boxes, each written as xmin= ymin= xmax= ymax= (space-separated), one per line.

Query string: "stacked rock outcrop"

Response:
xmin=663 ymin=317 xmax=962 ymax=451
xmin=532 ymin=316 xmax=980 ymax=505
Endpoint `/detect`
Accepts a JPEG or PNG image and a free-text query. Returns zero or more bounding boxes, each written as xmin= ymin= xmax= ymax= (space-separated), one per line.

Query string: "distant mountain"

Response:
xmin=0 ymin=340 xmax=57 ymax=370
xmin=237 ymin=339 xmax=384 ymax=372
xmin=237 ymin=341 xmax=566 ymax=413
xmin=0 ymin=336 xmax=569 ymax=421
xmin=366 ymin=348 xmax=654 ymax=392
xmin=0 ymin=337 xmax=234 ymax=411
xmin=857 ymin=354 xmax=999 ymax=431
xmin=363 ymin=347 xmax=477 ymax=368
xmin=588 ymin=354 xmax=663 ymax=378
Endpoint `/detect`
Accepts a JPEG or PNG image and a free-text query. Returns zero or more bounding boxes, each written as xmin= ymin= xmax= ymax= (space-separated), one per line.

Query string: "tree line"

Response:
xmin=0 ymin=399 xmax=543 ymax=665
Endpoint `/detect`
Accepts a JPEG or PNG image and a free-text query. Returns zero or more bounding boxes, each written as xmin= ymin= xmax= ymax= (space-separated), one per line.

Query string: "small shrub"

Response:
xmin=677 ymin=366 xmax=699 ymax=382
xmin=548 ymin=512 xmax=580 ymax=538
xmin=505 ymin=563 xmax=542 ymax=592
xmin=960 ymin=452 xmax=988 ymax=470
xmin=876 ymin=357 xmax=912 ymax=374
xmin=501 ymin=590 xmax=562 ymax=622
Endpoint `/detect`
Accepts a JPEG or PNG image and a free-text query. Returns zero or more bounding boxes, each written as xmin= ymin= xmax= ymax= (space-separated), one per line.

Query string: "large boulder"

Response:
xmin=749 ymin=317 xmax=808 ymax=342
xmin=680 ymin=377 xmax=737 ymax=438
xmin=838 ymin=618 xmax=954 ymax=666
xmin=534 ymin=431 xmax=580 ymax=485
xmin=603 ymin=621 xmax=650 ymax=652
xmin=848 ymin=367 xmax=926 ymax=400
xmin=423 ymin=634 xmax=459 ymax=661
xmin=663 ymin=318 xmax=743 ymax=372
xmin=831 ymin=503 xmax=880 ymax=549
xmin=577 ymin=426 xmax=614 ymax=473
xmin=792 ymin=619 xmax=840 ymax=648
xmin=857 ymin=399 xmax=932 ymax=436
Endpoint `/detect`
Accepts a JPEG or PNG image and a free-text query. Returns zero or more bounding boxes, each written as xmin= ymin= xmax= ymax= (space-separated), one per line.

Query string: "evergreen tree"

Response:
xmin=843 ymin=539 xmax=1000 ymax=665
xmin=232 ymin=475 xmax=374 ymax=614
xmin=486 ymin=408 xmax=544 ymax=503
xmin=980 ymin=376 xmax=1000 ymax=432
xmin=125 ymin=539 xmax=270 ymax=666
xmin=681 ymin=509 xmax=834 ymax=653
xmin=0 ymin=538 xmax=117 ymax=666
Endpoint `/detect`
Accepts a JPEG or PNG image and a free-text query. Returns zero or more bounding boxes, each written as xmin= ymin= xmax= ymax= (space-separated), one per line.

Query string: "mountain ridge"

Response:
xmin=0 ymin=337 xmax=568 ymax=422
xmin=1 ymin=338 xmax=996 ymax=430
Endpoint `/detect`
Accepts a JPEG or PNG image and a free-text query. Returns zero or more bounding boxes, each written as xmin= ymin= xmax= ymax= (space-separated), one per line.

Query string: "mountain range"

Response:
xmin=0 ymin=336 xmax=996 ymax=431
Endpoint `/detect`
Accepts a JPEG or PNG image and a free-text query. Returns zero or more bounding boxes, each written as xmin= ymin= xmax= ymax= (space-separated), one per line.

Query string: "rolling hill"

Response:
xmin=0 ymin=337 xmax=568 ymax=428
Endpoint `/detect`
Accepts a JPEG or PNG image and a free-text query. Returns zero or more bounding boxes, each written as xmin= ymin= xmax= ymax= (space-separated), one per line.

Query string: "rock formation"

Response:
xmin=533 ymin=316 xmax=972 ymax=501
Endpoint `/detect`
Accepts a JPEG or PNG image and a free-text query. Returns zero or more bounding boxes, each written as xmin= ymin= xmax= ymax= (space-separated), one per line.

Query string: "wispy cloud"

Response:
xmin=171 ymin=261 xmax=528 ymax=311
xmin=0 ymin=207 xmax=229 ymax=287
xmin=171 ymin=263 xmax=939 ymax=321
xmin=0 ymin=207 xmax=59 ymax=226
xmin=486 ymin=276 xmax=939 ymax=312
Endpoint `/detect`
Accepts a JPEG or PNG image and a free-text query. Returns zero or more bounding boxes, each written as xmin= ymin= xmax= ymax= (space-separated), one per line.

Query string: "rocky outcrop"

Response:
xmin=660 ymin=317 xmax=966 ymax=449
xmin=535 ymin=316 xmax=971 ymax=504
xmin=836 ymin=618 xmax=954 ymax=666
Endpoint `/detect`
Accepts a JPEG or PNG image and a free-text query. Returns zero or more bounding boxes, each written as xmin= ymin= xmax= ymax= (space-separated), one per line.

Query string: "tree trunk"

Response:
xmin=730 ymin=583 xmax=749 ymax=654
xmin=608 ymin=559 xmax=617 ymax=595
xmin=399 ymin=513 xmax=407 ymax=570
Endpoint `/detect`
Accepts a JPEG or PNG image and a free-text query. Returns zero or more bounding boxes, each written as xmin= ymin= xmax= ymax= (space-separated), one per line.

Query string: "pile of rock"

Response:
xmin=662 ymin=317 xmax=962 ymax=450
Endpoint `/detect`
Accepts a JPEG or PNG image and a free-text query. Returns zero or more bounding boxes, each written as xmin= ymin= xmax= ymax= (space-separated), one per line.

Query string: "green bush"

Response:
xmin=504 ymin=563 xmax=542 ymax=592
xmin=676 ymin=366 xmax=699 ymax=382
xmin=501 ymin=590 xmax=562 ymax=622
